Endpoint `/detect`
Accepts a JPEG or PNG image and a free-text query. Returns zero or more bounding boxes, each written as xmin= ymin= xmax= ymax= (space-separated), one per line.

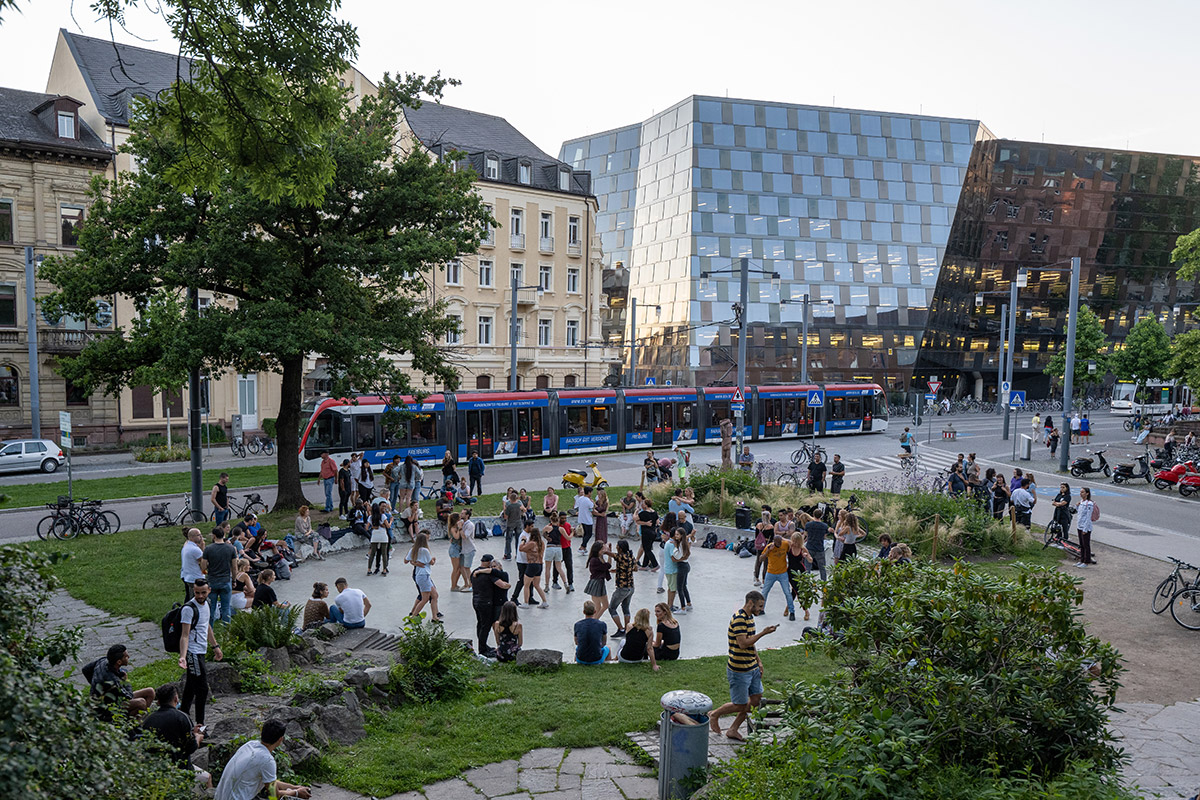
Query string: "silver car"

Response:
xmin=0 ymin=439 xmax=67 ymax=474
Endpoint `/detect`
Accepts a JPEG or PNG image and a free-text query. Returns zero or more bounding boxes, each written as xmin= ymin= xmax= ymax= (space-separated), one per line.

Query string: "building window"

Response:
xmin=536 ymin=375 xmax=550 ymax=389
xmin=476 ymin=375 xmax=492 ymax=389
xmin=66 ymin=379 xmax=89 ymax=406
xmin=446 ymin=313 xmax=462 ymax=345
xmin=559 ymin=170 xmax=570 ymax=191
xmin=0 ymin=366 xmax=18 ymax=406
xmin=566 ymin=319 xmax=580 ymax=347
xmin=568 ymin=215 xmax=580 ymax=244
xmin=482 ymin=203 xmax=495 ymax=246
xmin=510 ymin=208 xmax=524 ymax=236
xmin=538 ymin=318 xmax=552 ymax=346
xmin=539 ymin=264 xmax=552 ymax=291
xmin=519 ymin=163 xmax=531 ymax=184
xmin=478 ymin=315 xmax=493 ymax=345
xmin=446 ymin=259 xmax=462 ymax=286
xmin=131 ymin=384 xmax=154 ymax=418
xmin=540 ymin=212 xmax=552 ymax=239
xmin=61 ymin=205 xmax=84 ymax=247
xmin=994 ymin=231 xmax=1008 ymax=250
xmin=0 ymin=199 xmax=12 ymax=243
xmin=0 ymin=285 xmax=15 ymax=327
xmin=563 ymin=374 xmax=577 ymax=387
xmin=57 ymin=112 xmax=75 ymax=139
xmin=567 ymin=266 xmax=580 ymax=293
xmin=485 ymin=157 xmax=499 ymax=180
xmin=478 ymin=259 xmax=493 ymax=288
xmin=1036 ymin=207 xmax=1054 ymax=222
xmin=1006 ymin=203 xmax=1019 ymax=219
xmin=510 ymin=263 xmax=523 ymax=287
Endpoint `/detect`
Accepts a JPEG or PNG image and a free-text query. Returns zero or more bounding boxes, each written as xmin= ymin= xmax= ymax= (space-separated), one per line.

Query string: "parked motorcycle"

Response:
xmin=1152 ymin=461 xmax=1197 ymax=491
xmin=1069 ymin=449 xmax=1111 ymax=479
xmin=1179 ymin=473 xmax=1200 ymax=498
xmin=1111 ymin=453 xmax=1153 ymax=484
xmin=562 ymin=460 xmax=608 ymax=491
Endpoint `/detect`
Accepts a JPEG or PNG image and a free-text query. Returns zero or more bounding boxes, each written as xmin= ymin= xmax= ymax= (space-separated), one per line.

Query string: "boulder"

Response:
xmin=189 ymin=748 xmax=209 ymax=771
xmin=266 ymin=705 xmax=312 ymax=725
xmin=206 ymin=661 xmax=242 ymax=695
xmin=281 ymin=737 xmax=321 ymax=769
xmin=313 ymin=703 xmax=366 ymax=745
xmin=364 ymin=666 xmax=391 ymax=686
xmin=206 ymin=715 xmax=259 ymax=745
xmin=343 ymin=668 xmax=371 ymax=688
xmin=515 ymin=648 xmax=563 ymax=672
xmin=314 ymin=622 xmax=344 ymax=641
xmin=259 ymin=646 xmax=292 ymax=672
xmin=338 ymin=691 xmax=363 ymax=717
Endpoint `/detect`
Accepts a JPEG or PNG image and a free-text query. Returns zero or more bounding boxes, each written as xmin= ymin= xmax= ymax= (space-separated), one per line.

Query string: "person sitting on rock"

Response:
xmin=214 ymin=719 xmax=311 ymax=800
xmin=88 ymin=643 xmax=156 ymax=719
xmin=140 ymin=683 xmax=204 ymax=771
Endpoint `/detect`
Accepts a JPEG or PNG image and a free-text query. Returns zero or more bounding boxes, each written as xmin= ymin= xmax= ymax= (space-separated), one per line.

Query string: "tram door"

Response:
xmin=516 ymin=408 xmax=543 ymax=456
xmin=651 ymin=402 xmax=674 ymax=446
xmin=465 ymin=410 xmax=495 ymax=459
xmin=763 ymin=398 xmax=783 ymax=438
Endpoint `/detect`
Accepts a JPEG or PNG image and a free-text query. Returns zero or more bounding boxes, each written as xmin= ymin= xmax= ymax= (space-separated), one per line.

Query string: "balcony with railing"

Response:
xmin=40 ymin=329 xmax=115 ymax=352
xmin=567 ymin=240 xmax=582 ymax=256
xmin=510 ymin=233 xmax=525 ymax=250
xmin=0 ymin=329 xmax=22 ymax=346
xmin=515 ymin=287 xmax=540 ymax=306
xmin=514 ymin=345 xmax=537 ymax=364
xmin=539 ymin=236 xmax=555 ymax=253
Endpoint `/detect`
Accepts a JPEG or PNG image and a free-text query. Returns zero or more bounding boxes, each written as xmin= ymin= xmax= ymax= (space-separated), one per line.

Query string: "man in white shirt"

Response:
xmin=178 ymin=579 xmax=222 ymax=726
xmin=1070 ymin=413 xmax=1082 ymax=444
xmin=180 ymin=527 xmax=205 ymax=602
xmin=332 ymin=577 xmax=370 ymax=629
xmin=1010 ymin=478 xmax=1036 ymax=532
xmin=574 ymin=487 xmax=596 ymax=551
xmin=512 ymin=522 xmax=531 ymax=605
xmin=214 ymin=720 xmax=310 ymax=800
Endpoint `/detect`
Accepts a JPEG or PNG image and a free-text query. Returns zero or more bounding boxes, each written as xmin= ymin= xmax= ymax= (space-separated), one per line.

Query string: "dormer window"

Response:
xmin=559 ymin=169 xmax=570 ymax=191
xmin=519 ymin=163 xmax=531 ymax=185
xmin=57 ymin=112 xmax=75 ymax=139
xmin=485 ymin=157 xmax=499 ymax=180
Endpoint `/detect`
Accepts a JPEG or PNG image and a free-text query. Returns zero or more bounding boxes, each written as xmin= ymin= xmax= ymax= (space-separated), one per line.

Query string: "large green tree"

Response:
xmin=1168 ymin=329 xmax=1200 ymax=391
xmin=1110 ymin=315 xmax=1172 ymax=388
xmin=42 ymin=78 xmax=489 ymax=509
xmin=1172 ymin=227 xmax=1200 ymax=282
xmin=1043 ymin=305 xmax=1109 ymax=391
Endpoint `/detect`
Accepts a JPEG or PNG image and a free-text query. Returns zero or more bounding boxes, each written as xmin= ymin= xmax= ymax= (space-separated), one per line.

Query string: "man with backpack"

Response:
xmin=177 ymin=578 xmax=223 ymax=726
xmin=88 ymin=643 xmax=155 ymax=718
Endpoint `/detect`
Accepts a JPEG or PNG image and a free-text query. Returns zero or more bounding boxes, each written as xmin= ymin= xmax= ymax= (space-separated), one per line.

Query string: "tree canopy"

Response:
xmin=1168 ymin=329 xmax=1200 ymax=392
xmin=42 ymin=77 xmax=490 ymax=508
xmin=1043 ymin=305 xmax=1108 ymax=390
xmin=1172 ymin=227 xmax=1200 ymax=283
xmin=1110 ymin=315 xmax=1172 ymax=385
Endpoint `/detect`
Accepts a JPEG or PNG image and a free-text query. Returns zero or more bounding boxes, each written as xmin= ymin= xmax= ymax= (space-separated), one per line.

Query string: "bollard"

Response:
xmin=658 ymin=690 xmax=713 ymax=800
xmin=942 ymin=423 xmax=956 ymax=441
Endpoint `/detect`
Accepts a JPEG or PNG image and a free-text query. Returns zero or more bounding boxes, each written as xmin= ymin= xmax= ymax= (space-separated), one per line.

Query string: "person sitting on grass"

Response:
xmin=492 ymin=600 xmax=523 ymax=663
xmin=89 ymin=644 xmax=156 ymax=718
xmin=574 ymin=599 xmax=616 ymax=665
xmin=617 ymin=608 xmax=659 ymax=671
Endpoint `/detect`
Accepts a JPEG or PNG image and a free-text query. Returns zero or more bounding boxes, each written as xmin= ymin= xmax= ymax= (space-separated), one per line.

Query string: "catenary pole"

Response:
xmin=1059 ymin=257 xmax=1082 ymax=471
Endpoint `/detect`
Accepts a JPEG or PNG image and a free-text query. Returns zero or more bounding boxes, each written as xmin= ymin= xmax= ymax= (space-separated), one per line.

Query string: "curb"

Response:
xmin=0 ymin=483 xmax=282 ymax=516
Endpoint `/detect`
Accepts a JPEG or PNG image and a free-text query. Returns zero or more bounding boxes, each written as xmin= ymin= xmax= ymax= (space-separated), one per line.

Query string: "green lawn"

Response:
xmin=0 ymin=464 xmax=278 ymax=510
xmin=313 ymin=646 xmax=832 ymax=796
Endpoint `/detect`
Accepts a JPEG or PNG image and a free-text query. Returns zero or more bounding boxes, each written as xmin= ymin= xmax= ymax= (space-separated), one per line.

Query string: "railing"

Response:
xmin=481 ymin=229 xmax=495 ymax=247
xmin=539 ymin=236 xmax=555 ymax=253
xmin=515 ymin=287 xmax=540 ymax=306
xmin=39 ymin=329 xmax=114 ymax=352
xmin=510 ymin=233 xmax=525 ymax=250
xmin=515 ymin=345 xmax=537 ymax=363
xmin=567 ymin=241 xmax=582 ymax=256
xmin=0 ymin=329 xmax=21 ymax=345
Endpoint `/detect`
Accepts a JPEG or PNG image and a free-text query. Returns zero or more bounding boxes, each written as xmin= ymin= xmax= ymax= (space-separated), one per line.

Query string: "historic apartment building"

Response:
xmin=399 ymin=102 xmax=617 ymax=390
xmin=0 ymin=86 xmax=119 ymax=445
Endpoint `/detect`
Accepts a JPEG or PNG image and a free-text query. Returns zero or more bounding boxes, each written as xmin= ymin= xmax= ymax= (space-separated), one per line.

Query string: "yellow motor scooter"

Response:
xmin=561 ymin=460 xmax=608 ymax=490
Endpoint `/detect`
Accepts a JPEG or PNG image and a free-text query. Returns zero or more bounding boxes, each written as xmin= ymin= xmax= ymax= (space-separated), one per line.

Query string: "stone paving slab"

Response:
xmin=1109 ymin=699 xmax=1200 ymax=800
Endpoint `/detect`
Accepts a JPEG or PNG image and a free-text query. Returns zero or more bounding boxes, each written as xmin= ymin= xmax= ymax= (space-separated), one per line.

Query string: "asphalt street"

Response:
xmin=4 ymin=411 xmax=1197 ymax=566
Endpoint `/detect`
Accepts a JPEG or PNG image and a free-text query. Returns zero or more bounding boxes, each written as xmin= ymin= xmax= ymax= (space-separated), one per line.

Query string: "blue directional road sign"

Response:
xmin=925 ymin=393 xmax=936 ymax=402
xmin=1008 ymin=390 xmax=1027 ymax=408
xmin=730 ymin=402 xmax=745 ymax=413
xmin=645 ymin=377 xmax=655 ymax=386
xmin=807 ymin=389 xmax=825 ymax=407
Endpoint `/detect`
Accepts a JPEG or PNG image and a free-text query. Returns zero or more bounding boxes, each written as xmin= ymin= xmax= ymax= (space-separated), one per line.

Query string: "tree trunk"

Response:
xmin=274 ymin=354 xmax=309 ymax=511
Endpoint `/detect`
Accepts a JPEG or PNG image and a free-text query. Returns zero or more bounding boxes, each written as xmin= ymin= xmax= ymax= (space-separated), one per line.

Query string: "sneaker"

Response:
xmin=539 ymin=603 xmax=550 ymax=609
xmin=657 ymin=587 xmax=666 ymax=594
xmin=789 ymin=611 xmax=796 ymax=621
xmin=553 ymin=583 xmax=562 ymax=589
xmin=566 ymin=585 xmax=575 ymax=593
xmin=754 ymin=580 xmax=762 ymax=587
xmin=1074 ymin=562 xmax=1085 ymax=568
xmin=611 ymin=629 xmax=625 ymax=638
xmin=339 ymin=515 xmax=348 ymax=520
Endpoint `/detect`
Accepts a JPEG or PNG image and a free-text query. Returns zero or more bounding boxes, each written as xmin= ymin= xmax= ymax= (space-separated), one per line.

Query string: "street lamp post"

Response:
xmin=780 ymin=293 xmax=834 ymax=384
xmin=627 ymin=297 xmax=637 ymax=386
xmin=509 ymin=276 xmax=544 ymax=391
xmin=1059 ymin=257 xmax=1082 ymax=472
xmin=1001 ymin=268 xmax=1027 ymax=441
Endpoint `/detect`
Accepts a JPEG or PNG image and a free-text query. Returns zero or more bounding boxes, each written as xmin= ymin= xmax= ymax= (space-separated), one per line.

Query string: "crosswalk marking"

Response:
xmin=841 ymin=450 xmax=961 ymax=475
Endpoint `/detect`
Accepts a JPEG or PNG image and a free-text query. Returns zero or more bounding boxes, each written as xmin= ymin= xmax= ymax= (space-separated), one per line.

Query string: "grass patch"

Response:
xmin=310 ymin=645 xmax=832 ymax=796
xmin=0 ymin=465 xmax=279 ymax=510
xmin=127 ymin=656 xmax=181 ymax=689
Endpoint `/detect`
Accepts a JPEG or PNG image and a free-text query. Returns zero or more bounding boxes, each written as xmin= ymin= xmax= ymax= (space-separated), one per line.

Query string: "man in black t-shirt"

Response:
xmin=470 ymin=556 xmax=510 ymax=657
xmin=210 ymin=472 xmax=230 ymax=524
xmin=804 ymin=517 xmax=829 ymax=580
xmin=806 ymin=454 xmax=827 ymax=493
xmin=636 ymin=498 xmax=659 ymax=570
xmin=201 ymin=528 xmax=238 ymax=623
xmin=141 ymin=684 xmax=203 ymax=767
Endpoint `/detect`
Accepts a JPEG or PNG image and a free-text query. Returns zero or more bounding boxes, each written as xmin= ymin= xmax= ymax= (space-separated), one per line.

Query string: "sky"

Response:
xmin=0 ymin=0 xmax=1197 ymax=160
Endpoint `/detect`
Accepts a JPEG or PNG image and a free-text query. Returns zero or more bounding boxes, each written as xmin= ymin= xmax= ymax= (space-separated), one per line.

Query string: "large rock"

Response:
xmin=266 ymin=705 xmax=312 ymax=725
xmin=206 ymin=661 xmax=242 ymax=695
xmin=206 ymin=715 xmax=259 ymax=745
xmin=189 ymin=748 xmax=209 ymax=771
xmin=343 ymin=668 xmax=371 ymax=688
xmin=313 ymin=622 xmax=343 ymax=641
xmin=364 ymin=666 xmax=391 ymax=686
xmin=515 ymin=648 xmax=562 ymax=672
xmin=281 ymin=736 xmax=321 ymax=769
xmin=259 ymin=646 xmax=291 ymax=672
xmin=313 ymin=704 xmax=365 ymax=745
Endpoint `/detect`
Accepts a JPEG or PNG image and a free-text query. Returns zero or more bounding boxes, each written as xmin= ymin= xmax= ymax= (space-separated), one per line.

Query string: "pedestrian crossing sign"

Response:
xmin=807 ymin=389 xmax=825 ymax=407
xmin=1009 ymin=390 xmax=1026 ymax=408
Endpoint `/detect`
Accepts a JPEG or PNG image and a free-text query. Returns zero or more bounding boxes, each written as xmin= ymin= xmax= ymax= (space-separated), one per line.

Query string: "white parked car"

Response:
xmin=0 ymin=439 xmax=67 ymax=474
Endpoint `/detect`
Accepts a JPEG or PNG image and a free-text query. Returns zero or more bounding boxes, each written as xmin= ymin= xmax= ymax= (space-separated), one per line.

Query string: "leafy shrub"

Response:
xmin=232 ymin=649 xmax=274 ymax=694
xmin=723 ymin=561 xmax=1129 ymax=800
xmin=388 ymin=613 xmax=475 ymax=702
xmin=225 ymin=605 xmax=301 ymax=652
xmin=685 ymin=466 xmax=762 ymax=501
xmin=857 ymin=488 xmax=1029 ymax=557
xmin=262 ymin=417 xmax=277 ymax=438
xmin=133 ymin=443 xmax=191 ymax=462
xmin=200 ymin=422 xmax=227 ymax=443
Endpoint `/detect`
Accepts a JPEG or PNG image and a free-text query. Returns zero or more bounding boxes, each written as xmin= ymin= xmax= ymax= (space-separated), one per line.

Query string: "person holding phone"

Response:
xmin=709 ymin=591 xmax=776 ymax=741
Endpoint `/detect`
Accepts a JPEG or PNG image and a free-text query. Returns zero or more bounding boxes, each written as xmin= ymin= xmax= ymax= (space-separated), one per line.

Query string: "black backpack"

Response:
xmin=161 ymin=600 xmax=200 ymax=654
xmin=702 ymin=532 xmax=719 ymax=549
xmin=474 ymin=520 xmax=489 ymax=540
xmin=81 ymin=656 xmax=104 ymax=685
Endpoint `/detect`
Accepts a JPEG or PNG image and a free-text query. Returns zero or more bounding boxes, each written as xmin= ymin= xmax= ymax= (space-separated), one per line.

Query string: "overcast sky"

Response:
xmin=1 ymin=0 xmax=1196 ymax=159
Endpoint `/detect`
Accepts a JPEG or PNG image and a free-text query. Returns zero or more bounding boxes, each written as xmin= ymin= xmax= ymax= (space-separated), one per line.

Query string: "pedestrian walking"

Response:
xmin=759 ymin=534 xmax=795 ymax=620
xmin=1044 ymin=414 xmax=1054 ymax=443
xmin=709 ymin=591 xmax=775 ymax=741
xmin=1075 ymin=487 xmax=1097 ymax=568
xmin=575 ymin=486 xmax=596 ymax=551
xmin=406 ymin=533 xmax=440 ymax=619
xmin=801 ymin=511 xmax=829 ymax=581
xmin=178 ymin=579 xmax=222 ymax=726
xmin=594 ymin=488 xmax=610 ymax=544
xmin=1031 ymin=413 xmax=1042 ymax=444
xmin=671 ymin=528 xmax=693 ymax=614
xmin=367 ymin=504 xmax=390 ymax=576
xmin=608 ymin=539 xmax=636 ymax=634
xmin=318 ymin=451 xmax=338 ymax=513
xmin=337 ymin=459 xmax=352 ymax=518
xmin=585 ymin=541 xmax=612 ymax=618
xmin=502 ymin=490 xmax=524 ymax=560
xmin=468 ymin=450 xmax=486 ymax=497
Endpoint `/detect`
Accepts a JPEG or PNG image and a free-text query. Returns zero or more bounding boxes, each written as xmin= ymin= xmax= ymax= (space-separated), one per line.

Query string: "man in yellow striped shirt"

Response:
xmin=708 ymin=591 xmax=776 ymax=741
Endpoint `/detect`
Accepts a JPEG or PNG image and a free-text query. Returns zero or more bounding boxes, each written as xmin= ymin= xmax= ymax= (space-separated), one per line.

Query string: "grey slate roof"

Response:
xmin=0 ymin=86 xmax=112 ymax=158
xmin=60 ymin=29 xmax=194 ymax=127
xmin=404 ymin=102 xmax=591 ymax=196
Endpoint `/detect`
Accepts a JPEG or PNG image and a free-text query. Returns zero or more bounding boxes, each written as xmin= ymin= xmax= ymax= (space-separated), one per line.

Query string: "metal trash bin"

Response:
xmin=1019 ymin=434 xmax=1033 ymax=461
xmin=658 ymin=690 xmax=713 ymax=800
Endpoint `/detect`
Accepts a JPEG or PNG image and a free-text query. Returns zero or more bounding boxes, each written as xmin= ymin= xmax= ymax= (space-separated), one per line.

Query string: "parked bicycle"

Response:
xmin=1169 ymin=579 xmax=1200 ymax=631
xmin=245 ymin=436 xmax=275 ymax=456
xmin=1152 ymin=556 xmax=1198 ymax=614
xmin=1041 ymin=516 xmax=1083 ymax=562
xmin=227 ymin=492 xmax=269 ymax=518
xmin=38 ymin=497 xmax=120 ymax=540
xmin=899 ymin=453 xmax=928 ymax=482
xmin=790 ymin=440 xmax=827 ymax=465
xmin=142 ymin=494 xmax=209 ymax=529
xmin=230 ymin=437 xmax=247 ymax=458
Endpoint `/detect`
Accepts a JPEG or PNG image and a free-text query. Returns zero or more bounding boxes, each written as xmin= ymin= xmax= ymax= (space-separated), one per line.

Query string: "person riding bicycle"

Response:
xmin=898 ymin=427 xmax=915 ymax=458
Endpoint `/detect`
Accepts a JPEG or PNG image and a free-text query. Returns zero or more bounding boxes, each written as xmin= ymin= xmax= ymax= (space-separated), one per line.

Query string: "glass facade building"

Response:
xmin=562 ymin=96 xmax=1200 ymax=397
xmin=561 ymin=96 xmax=988 ymax=390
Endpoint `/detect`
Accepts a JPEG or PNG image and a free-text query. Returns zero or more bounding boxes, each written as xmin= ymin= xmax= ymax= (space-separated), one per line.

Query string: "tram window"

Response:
xmin=709 ymin=401 xmax=730 ymax=426
xmin=678 ymin=403 xmax=693 ymax=427
xmin=829 ymin=398 xmax=846 ymax=420
xmin=410 ymin=413 xmax=436 ymax=443
xmin=308 ymin=410 xmax=342 ymax=449
xmin=784 ymin=400 xmax=799 ymax=423
xmin=480 ymin=412 xmax=495 ymax=440
xmin=591 ymin=406 xmax=611 ymax=433
xmin=846 ymin=397 xmax=862 ymax=418
xmin=354 ymin=415 xmax=377 ymax=448
xmin=530 ymin=408 xmax=542 ymax=437
xmin=381 ymin=420 xmax=408 ymax=447
xmin=567 ymin=407 xmax=588 ymax=434
xmin=632 ymin=405 xmax=651 ymax=432
xmin=498 ymin=410 xmax=516 ymax=439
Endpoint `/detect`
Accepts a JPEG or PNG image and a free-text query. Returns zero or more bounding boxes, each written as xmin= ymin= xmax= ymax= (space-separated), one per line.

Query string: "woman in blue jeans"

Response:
xmin=758 ymin=534 xmax=795 ymax=619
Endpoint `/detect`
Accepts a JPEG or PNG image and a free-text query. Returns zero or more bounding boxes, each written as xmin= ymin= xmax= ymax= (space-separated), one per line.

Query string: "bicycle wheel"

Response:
xmin=777 ymin=473 xmax=799 ymax=487
xmin=263 ymin=441 xmax=275 ymax=456
xmin=1169 ymin=587 xmax=1200 ymax=630
xmin=1042 ymin=521 xmax=1059 ymax=548
xmin=86 ymin=513 xmax=111 ymax=536
xmin=51 ymin=517 xmax=77 ymax=540
xmin=791 ymin=448 xmax=805 ymax=465
xmin=933 ymin=476 xmax=948 ymax=494
xmin=37 ymin=514 xmax=59 ymax=540
xmin=143 ymin=513 xmax=170 ymax=529
xmin=1152 ymin=575 xmax=1179 ymax=614
xmin=247 ymin=501 xmax=268 ymax=516
xmin=236 ymin=441 xmax=247 ymax=458
xmin=230 ymin=438 xmax=241 ymax=455
xmin=101 ymin=510 xmax=121 ymax=533
xmin=247 ymin=438 xmax=260 ymax=455
xmin=185 ymin=509 xmax=209 ymax=524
